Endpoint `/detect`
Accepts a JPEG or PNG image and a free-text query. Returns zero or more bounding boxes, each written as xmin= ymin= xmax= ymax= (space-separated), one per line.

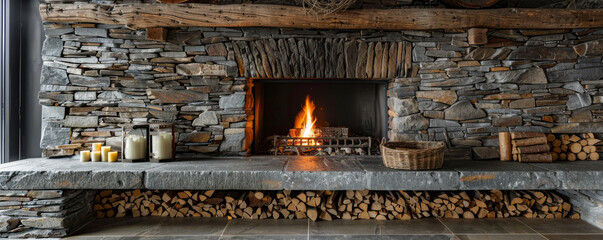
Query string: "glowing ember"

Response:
xmin=293 ymin=95 xmax=319 ymax=145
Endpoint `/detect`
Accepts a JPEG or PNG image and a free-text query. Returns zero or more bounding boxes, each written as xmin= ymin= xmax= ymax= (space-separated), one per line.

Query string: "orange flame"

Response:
xmin=294 ymin=95 xmax=317 ymax=138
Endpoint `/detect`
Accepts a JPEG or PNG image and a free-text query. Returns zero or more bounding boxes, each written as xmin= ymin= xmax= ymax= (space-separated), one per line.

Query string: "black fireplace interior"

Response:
xmin=253 ymin=79 xmax=388 ymax=153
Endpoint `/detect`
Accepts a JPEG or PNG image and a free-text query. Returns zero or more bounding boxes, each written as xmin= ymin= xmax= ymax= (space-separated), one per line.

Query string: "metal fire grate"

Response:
xmin=273 ymin=136 xmax=372 ymax=156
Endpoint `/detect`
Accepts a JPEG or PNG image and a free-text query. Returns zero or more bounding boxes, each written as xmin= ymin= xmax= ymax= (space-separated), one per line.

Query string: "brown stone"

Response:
xmin=573 ymin=39 xmax=603 ymax=56
xmin=457 ymin=61 xmax=480 ymax=67
xmin=423 ymin=111 xmax=444 ymax=119
xmin=146 ymin=27 xmax=168 ymax=41
xmin=146 ymin=89 xmax=209 ymax=103
xmin=509 ymin=98 xmax=536 ymax=109
xmin=468 ymin=28 xmax=488 ymax=45
xmin=222 ymin=114 xmax=246 ymax=122
xmin=179 ymin=132 xmax=211 ymax=143
xmin=536 ymin=99 xmax=567 ymax=106
xmin=416 ymin=90 xmax=458 ymax=105
xmin=206 ymin=43 xmax=227 ymax=56
xmin=492 ymin=116 xmax=522 ymax=127
xmin=484 ymin=93 xmax=531 ymax=100
xmin=490 ymin=67 xmax=510 ymax=72
xmin=464 ymin=48 xmax=511 ymax=60
xmin=176 ymin=63 xmax=228 ymax=76
xmin=81 ymin=131 xmax=112 ymax=137
xmin=519 ymin=29 xmax=570 ymax=36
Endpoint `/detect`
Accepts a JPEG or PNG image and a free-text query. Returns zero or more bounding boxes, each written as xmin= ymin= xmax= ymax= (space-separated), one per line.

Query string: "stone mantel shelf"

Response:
xmin=0 ymin=156 xmax=601 ymax=191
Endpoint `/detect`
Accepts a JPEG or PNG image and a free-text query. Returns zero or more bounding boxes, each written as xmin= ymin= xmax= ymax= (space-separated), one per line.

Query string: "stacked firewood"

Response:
xmin=508 ymin=132 xmax=554 ymax=163
xmin=94 ymin=190 xmax=578 ymax=221
xmin=548 ymin=133 xmax=601 ymax=161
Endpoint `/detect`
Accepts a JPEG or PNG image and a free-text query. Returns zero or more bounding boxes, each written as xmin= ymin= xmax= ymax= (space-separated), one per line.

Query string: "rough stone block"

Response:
xmin=146 ymin=89 xmax=209 ymax=104
xmin=176 ymin=63 xmax=228 ymax=76
xmin=547 ymin=67 xmax=603 ymax=83
xmin=387 ymin=98 xmax=419 ymax=117
xmin=41 ymin=38 xmax=63 ymax=57
xmin=75 ymin=28 xmax=108 ymax=37
xmin=64 ymin=116 xmax=98 ymax=128
xmin=179 ymin=132 xmax=211 ymax=143
xmin=69 ymin=75 xmax=110 ymax=87
xmin=416 ymin=90 xmax=457 ymax=105
xmin=192 ymin=111 xmax=219 ymax=127
xmin=219 ymin=93 xmax=245 ymax=109
xmin=40 ymin=66 xmax=68 ymax=85
xmin=567 ymin=93 xmax=592 ymax=110
xmin=0 ymin=216 xmax=19 ymax=233
xmin=508 ymin=46 xmax=577 ymax=60
xmin=392 ymin=113 xmax=429 ymax=131
xmin=444 ymin=101 xmax=486 ymax=120
xmin=219 ymin=128 xmax=245 ymax=152
xmin=41 ymin=106 xmax=65 ymax=120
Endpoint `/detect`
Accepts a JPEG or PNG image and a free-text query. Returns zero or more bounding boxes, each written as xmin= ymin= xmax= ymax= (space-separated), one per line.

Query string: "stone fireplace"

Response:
xmin=39 ymin=23 xmax=603 ymax=159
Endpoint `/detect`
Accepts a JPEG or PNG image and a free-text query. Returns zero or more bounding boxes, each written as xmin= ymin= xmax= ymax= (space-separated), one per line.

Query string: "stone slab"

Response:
xmin=1 ymin=157 xmax=602 ymax=191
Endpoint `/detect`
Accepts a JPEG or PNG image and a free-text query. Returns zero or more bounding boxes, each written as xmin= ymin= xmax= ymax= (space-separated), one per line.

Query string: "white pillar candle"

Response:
xmin=108 ymin=151 xmax=119 ymax=162
xmin=80 ymin=150 xmax=91 ymax=162
xmin=152 ymin=132 xmax=173 ymax=160
xmin=92 ymin=143 xmax=102 ymax=152
xmin=91 ymin=151 xmax=102 ymax=162
xmin=101 ymin=146 xmax=111 ymax=162
xmin=125 ymin=134 xmax=147 ymax=160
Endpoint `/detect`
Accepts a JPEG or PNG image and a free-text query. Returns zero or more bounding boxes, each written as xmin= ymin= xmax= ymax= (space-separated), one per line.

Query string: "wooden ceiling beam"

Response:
xmin=39 ymin=3 xmax=603 ymax=30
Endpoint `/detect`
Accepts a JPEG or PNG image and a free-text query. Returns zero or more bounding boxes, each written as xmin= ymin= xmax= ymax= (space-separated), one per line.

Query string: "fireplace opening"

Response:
xmin=252 ymin=79 xmax=388 ymax=155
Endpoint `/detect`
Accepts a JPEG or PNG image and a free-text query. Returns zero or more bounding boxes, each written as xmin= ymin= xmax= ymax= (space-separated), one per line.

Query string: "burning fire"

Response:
xmin=294 ymin=95 xmax=318 ymax=138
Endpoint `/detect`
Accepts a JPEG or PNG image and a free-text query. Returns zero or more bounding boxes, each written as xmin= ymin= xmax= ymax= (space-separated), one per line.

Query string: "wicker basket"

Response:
xmin=381 ymin=141 xmax=445 ymax=170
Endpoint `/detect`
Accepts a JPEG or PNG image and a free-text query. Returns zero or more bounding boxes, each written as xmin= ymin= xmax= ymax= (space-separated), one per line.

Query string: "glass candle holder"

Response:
xmin=121 ymin=124 xmax=149 ymax=163
xmin=149 ymin=123 xmax=175 ymax=162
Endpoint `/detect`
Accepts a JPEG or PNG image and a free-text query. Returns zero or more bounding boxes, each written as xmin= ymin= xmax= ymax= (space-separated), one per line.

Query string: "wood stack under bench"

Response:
xmin=510 ymin=132 xmax=553 ymax=163
xmin=94 ymin=190 xmax=579 ymax=221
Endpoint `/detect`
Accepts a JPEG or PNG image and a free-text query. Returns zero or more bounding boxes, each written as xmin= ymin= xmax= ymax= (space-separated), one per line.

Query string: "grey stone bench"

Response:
xmin=1 ymin=156 xmax=601 ymax=191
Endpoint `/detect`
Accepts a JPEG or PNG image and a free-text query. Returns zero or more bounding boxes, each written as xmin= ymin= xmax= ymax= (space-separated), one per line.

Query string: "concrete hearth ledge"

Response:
xmin=0 ymin=156 xmax=601 ymax=191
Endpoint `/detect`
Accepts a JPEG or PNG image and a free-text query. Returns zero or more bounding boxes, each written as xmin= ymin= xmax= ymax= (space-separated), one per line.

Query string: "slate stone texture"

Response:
xmin=37 ymin=9 xmax=603 ymax=159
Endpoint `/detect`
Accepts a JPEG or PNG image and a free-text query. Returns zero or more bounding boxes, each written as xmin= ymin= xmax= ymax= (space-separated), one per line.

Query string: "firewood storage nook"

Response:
xmin=1 ymin=0 xmax=603 ymax=238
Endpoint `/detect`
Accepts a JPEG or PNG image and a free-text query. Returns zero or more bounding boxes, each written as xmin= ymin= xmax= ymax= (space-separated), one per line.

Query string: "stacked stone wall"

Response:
xmin=38 ymin=3 xmax=603 ymax=158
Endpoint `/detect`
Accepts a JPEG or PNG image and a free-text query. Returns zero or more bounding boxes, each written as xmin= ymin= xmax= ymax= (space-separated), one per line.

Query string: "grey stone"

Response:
xmin=412 ymin=46 xmax=434 ymax=62
xmin=219 ymin=128 xmax=245 ymax=152
xmin=567 ymin=93 xmax=592 ymax=110
xmin=563 ymin=81 xmax=586 ymax=93
xmin=192 ymin=111 xmax=219 ymax=127
xmin=387 ymin=98 xmax=418 ymax=117
xmin=40 ymin=66 xmax=68 ymax=85
xmin=219 ymin=93 xmax=245 ymax=109
xmin=485 ymin=69 xmax=528 ymax=83
xmin=419 ymin=61 xmax=457 ymax=70
xmin=194 ymin=55 xmax=227 ymax=63
xmin=0 ymin=158 xmax=147 ymax=189
xmin=64 ymin=116 xmax=98 ymax=128
xmin=41 ymin=38 xmax=63 ymax=57
xmin=508 ymin=46 xmax=578 ymax=60
xmin=418 ymin=101 xmax=449 ymax=111
xmin=472 ymin=147 xmax=499 ymax=160
xmin=445 ymin=101 xmax=486 ymax=120
xmin=69 ymin=75 xmax=110 ymax=87
xmin=176 ymin=63 xmax=228 ymax=76
xmin=0 ymin=216 xmax=19 ymax=233
xmin=429 ymin=119 xmax=461 ymax=128
xmin=55 ymin=56 xmax=98 ymax=64
xmin=185 ymin=45 xmax=206 ymax=52
xmin=423 ymin=77 xmax=485 ymax=87
xmin=425 ymin=50 xmax=461 ymax=58
xmin=44 ymin=28 xmax=73 ymax=37
xmin=517 ymin=68 xmax=548 ymax=84
xmin=392 ymin=113 xmax=429 ymax=131
xmin=547 ymin=67 xmax=603 ymax=82
xmin=0 ymin=190 xmax=28 ymax=196
xmin=74 ymin=91 xmax=97 ymax=101
xmin=20 ymin=217 xmax=65 ymax=229
xmin=9 ymin=229 xmax=67 ymax=238
xmin=40 ymin=122 xmax=70 ymax=149
xmin=160 ymin=52 xmax=187 ymax=58
xmin=75 ymin=28 xmax=108 ymax=37
xmin=41 ymin=106 xmax=65 ymax=120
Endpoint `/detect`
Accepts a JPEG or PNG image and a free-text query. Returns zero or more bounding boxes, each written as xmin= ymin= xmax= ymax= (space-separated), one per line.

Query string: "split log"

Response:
xmin=512 ymin=137 xmax=548 ymax=147
xmin=518 ymin=153 xmax=553 ymax=163
xmin=499 ymin=132 xmax=512 ymax=161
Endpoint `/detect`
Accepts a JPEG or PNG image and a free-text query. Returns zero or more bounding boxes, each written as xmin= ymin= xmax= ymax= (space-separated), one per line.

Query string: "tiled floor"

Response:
xmin=67 ymin=217 xmax=602 ymax=240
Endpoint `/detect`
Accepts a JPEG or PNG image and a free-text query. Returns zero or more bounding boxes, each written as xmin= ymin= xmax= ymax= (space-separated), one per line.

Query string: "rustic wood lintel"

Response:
xmin=39 ymin=3 xmax=603 ymax=30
